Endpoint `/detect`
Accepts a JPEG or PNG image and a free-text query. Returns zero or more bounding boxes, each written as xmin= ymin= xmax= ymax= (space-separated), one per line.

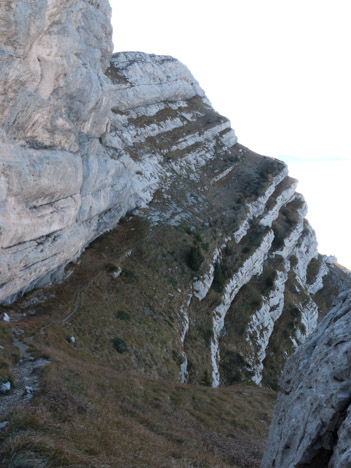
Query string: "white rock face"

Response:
xmin=0 ymin=381 xmax=11 ymax=394
xmin=193 ymin=237 xmax=231 ymax=301
xmin=195 ymin=168 xmax=328 ymax=388
xmin=261 ymin=293 xmax=351 ymax=468
xmin=193 ymin=264 xmax=216 ymax=301
xmin=2 ymin=313 xmax=10 ymax=323
xmin=259 ymin=180 xmax=297 ymax=228
xmin=178 ymin=293 xmax=192 ymax=383
xmin=0 ymin=0 xmax=112 ymax=303
xmin=0 ymin=0 xmax=113 ymax=151
xmin=233 ymin=168 xmax=288 ymax=243
xmin=1 ymin=1 xmax=236 ymax=304
xmin=297 ymin=298 xmax=318 ymax=342
xmin=308 ymin=255 xmax=329 ymax=295
xmin=243 ymin=192 xmax=324 ymax=384
xmin=246 ymin=261 xmax=290 ymax=384
xmin=293 ymin=222 xmax=319 ymax=285
xmin=274 ymin=195 xmax=307 ymax=258
xmin=211 ymin=230 xmax=274 ymax=387
xmin=108 ymin=52 xmax=207 ymax=111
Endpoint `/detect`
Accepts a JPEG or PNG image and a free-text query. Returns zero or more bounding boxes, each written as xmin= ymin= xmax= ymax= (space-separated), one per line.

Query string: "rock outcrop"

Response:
xmin=0 ymin=0 xmax=113 ymax=302
xmin=1 ymin=0 xmax=350 ymax=394
xmin=261 ymin=292 xmax=351 ymax=467
xmin=2 ymin=1 xmax=351 ymax=466
xmin=0 ymin=0 xmax=208 ymax=304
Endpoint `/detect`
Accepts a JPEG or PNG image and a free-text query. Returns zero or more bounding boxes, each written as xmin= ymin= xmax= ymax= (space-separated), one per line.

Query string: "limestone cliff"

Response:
xmin=1 ymin=1 xmax=351 ymax=466
xmin=0 ymin=0 xmax=114 ymax=302
xmin=261 ymin=291 xmax=351 ymax=467
xmin=1 ymin=0 xmax=350 ymax=395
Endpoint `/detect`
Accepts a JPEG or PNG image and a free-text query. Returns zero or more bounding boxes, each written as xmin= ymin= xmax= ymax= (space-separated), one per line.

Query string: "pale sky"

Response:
xmin=111 ymin=0 xmax=351 ymax=269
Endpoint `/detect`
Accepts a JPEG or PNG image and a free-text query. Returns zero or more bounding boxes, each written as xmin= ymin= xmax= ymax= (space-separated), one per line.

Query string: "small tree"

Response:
xmin=187 ymin=245 xmax=204 ymax=271
xmin=112 ymin=337 xmax=127 ymax=353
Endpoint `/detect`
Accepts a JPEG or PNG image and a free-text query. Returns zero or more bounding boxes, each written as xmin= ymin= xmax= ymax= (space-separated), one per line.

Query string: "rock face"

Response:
xmin=0 ymin=0 xmax=113 ymax=302
xmin=1 ymin=0 xmax=350 ymax=395
xmin=0 ymin=0 xmax=206 ymax=304
xmin=261 ymin=292 xmax=351 ymax=467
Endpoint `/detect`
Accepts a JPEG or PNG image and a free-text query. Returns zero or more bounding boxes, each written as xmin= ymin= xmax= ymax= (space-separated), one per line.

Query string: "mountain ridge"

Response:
xmin=0 ymin=1 xmax=350 ymax=466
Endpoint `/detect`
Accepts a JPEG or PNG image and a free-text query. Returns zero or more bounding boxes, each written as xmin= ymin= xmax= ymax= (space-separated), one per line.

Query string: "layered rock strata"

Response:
xmin=0 ymin=0 xmax=218 ymax=304
xmin=1 ymin=0 xmax=350 ymax=396
xmin=1 ymin=0 xmax=113 ymax=302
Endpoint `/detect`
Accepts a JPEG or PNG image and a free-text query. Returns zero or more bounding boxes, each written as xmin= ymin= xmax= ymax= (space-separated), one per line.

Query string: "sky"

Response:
xmin=111 ymin=0 xmax=351 ymax=269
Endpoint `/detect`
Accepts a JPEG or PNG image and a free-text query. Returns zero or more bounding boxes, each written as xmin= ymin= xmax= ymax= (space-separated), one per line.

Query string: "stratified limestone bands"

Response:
xmin=0 ymin=0 xmax=236 ymax=304
xmin=2 ymin=2 xmax=351 ymax=415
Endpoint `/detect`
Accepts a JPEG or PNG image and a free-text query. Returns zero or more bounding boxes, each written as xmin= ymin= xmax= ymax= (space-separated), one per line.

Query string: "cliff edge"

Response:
xmin=1 ymin=1 xmax=349 ymax=391
xmin=0 ymin=1 xmax=351 ymax=466
xmin=261 ymin=292 xmax=351 ymax=467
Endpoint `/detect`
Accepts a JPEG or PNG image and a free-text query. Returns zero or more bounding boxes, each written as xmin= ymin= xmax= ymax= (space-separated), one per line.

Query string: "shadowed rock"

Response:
xmin=261 ymin=292 xmax=351 ymax=467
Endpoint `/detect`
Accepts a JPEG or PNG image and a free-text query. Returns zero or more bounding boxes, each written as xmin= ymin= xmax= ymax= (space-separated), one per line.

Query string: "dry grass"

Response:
xmin=0 ymin=211 xmax=275 ymax=467
xmin=0 ymin=144 xmax=284 ymax=467
xmin=0 ymin=349 xmax=274 ymax=467
xmin=0 ymin=326 xmax=19 ymax=384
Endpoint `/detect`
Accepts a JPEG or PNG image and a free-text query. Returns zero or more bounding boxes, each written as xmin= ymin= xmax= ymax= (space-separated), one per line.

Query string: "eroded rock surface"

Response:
xmin=0 ymin=0 xmax=113 ymax=302
xmin=0 ymin=0 xmax=217 ymax=305
xmin=1 ymin=0 xmax=350 ymax=397
xmin=261 ymin=292 xmax=351 ymax=468
xmin=1 ymin=3 xmax=351 ymax=467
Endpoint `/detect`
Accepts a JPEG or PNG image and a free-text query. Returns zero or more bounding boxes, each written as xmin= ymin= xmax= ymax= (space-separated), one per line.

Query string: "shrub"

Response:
xmin=251 ymin=297 xmax=262 ymax=308
xmin=201 ymin=242 xmax=209 ymax=252
xmin=247 ymin=285 xmax=263 ymax=309
xmin=286 ymin=307 xmax=302 ymax=332
xmin=116 ymin=310 xmax=130 ymax=322
xmin=199 ymin=327 xmax=213 ymax=347
xmin=193 ymin=231 xmax=202 ymax=243
xmin=282 ymin=207 xmax=298 ymax=226
xmin=248 ymin=225 xmax=265 ymax=247
xmin=200 ymin=370 xmax=212 ymax=387
xmin=290 ymin=306 xmax=301 ymax=319
xmin=264 ymin=270 xmax=277 ymax=289
xmin=177 ymin=225 xmax=192 ymax=235
xmin=221 ymin=351 xmax=248 ymax=384
xmin=120 ymin=268 xmax=136 ymax=284
xmin=223 ymin=245 xmax=233 ymax=257
xmin=187 ymin=245 xmax=204 ymax=271
xmin=112 ymin=337 xmax=127 ymax=353
xmin=212 ymin=261 xmax=231 ymax=293
xmin=119 ymin=216 xmax=128 ymax=225
xmin=272 ymin=226 xmax=284 ymax=250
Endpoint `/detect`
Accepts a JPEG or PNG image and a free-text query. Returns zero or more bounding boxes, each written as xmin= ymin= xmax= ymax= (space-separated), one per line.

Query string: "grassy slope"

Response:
xmin=2 ymin=131 xmax=347 ymax=464
xmin=1 ymin=65 xmax=350 ymax=466
xmin=0 ymin=209 xmax=275 ymax=467
xmin=1 ymin=133 xmax=348 ymax=464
